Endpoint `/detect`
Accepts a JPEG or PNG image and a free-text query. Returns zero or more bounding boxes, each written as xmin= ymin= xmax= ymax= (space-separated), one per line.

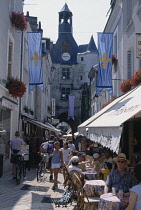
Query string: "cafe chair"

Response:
xmin=63 ymin=162 xmax=72 ymax=188
xmin=72 ymin=172 xmax=99 ymax=210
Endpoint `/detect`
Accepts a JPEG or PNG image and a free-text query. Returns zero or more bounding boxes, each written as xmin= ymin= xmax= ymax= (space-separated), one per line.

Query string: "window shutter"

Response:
xmin=8 ymin=43 xmax=13 ymax=77
xmin=127 ymin=51 xmax=132 ymax=79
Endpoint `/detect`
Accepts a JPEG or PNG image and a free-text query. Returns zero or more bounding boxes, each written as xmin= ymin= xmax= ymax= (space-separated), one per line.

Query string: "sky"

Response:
xmin=23 ymin=0 xmax=111 ymax=46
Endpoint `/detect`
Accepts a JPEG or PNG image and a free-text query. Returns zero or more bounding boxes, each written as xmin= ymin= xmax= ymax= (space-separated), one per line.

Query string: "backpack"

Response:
xmin=47 ymin=141 xmax=54 ymax=154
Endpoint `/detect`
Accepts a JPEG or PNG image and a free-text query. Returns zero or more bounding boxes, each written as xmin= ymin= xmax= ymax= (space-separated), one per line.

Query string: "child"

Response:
xmin=101 ymin=162 xmax=112 ymax=180
xmin=92 ymin=153 xmax=100 ymax=171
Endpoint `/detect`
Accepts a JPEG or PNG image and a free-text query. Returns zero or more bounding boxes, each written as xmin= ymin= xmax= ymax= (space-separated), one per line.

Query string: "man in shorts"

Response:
xmin=10 ymin=131 xmax=26 ymax=179
xmin=42 ymin=135 xmax=55 ymax=181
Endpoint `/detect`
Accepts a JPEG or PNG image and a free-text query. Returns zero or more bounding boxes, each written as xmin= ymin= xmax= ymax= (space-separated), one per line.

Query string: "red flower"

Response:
xmin=11 ymin=12 xmax=27 ymax=31
xmin=130 ymin=70 xmax=141 ymax=86
xmin=6 ymin=77 xmax=26 ymax=98
xmin=120 ymin=79 xmax=132 ymax=93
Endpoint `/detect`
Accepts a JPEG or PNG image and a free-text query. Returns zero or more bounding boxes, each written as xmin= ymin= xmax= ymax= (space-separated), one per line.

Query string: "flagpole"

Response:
xmin=18 ymin=31 xmax=23 ymax=131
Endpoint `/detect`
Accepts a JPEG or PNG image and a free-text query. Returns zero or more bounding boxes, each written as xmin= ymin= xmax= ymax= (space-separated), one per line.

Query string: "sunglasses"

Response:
xmin=117 ymin=161 xmax=125 ymax=163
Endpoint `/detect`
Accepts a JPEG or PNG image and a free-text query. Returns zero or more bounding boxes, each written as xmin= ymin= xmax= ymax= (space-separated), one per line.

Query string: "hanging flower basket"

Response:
xmin=11 ymin=12 xmax=27 ymax=31
xmin=48 ymin=106 xmax=52 ymax=112
xmin=120 ymin=79 xmax=132 ymax=93
xmin=130 ymin=70 xmax=141 ymax=86
xmin=112 ymin=55 xmax=118 ymax=65
xmin=6 ymin=77 xmax=26 ymax=98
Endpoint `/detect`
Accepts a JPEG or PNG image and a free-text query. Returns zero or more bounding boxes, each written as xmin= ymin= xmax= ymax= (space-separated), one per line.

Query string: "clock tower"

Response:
xmin=51 ymin=3 xmax=78 ymax=64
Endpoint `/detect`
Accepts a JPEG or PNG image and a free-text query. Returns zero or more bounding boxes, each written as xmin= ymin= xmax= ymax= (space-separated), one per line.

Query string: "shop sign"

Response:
xmin=136 ymin=33 xmax=141 ymax=58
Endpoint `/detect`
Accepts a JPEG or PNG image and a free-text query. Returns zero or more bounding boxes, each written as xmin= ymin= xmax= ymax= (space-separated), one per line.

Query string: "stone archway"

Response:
xmin=57 ymin=112 xmax=79 ymax=135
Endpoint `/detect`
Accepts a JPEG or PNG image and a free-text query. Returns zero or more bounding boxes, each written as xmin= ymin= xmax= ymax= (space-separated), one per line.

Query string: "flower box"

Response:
xmin=23 ymin=106 xmax=29 ymax=113
xmin=120 ymin=79 xmax=132 ymax=93
xmin=11 ymin=12 xmax=27 ymax=31
xmin=130 ymin=70 xmax=141 ymax=86
xmin=6 ymin=77 xmax=26 ymax=98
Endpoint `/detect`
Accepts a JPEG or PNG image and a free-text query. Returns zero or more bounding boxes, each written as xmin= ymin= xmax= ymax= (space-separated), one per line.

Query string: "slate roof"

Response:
xmin=60 ymin=3 xmax=72 ymax=13
xmin=87 ymin=36 xmax=98 ymax=53
xmin=78 ymin=36 xmax=98 ymax=54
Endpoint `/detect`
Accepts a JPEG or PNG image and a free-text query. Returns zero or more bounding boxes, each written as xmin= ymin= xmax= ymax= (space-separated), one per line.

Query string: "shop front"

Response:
xmin=87 ymin=85 xmax=141 ymax=164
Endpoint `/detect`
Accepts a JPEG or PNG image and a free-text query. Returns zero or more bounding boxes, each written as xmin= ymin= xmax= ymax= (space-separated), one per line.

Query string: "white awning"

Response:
xmin=23 ymin=116 xmax=60 ymax=133
xmin=78 ymin=86 xmax=137 ymax=136
xmin=87 ymin=85 xmax=141 ymax=153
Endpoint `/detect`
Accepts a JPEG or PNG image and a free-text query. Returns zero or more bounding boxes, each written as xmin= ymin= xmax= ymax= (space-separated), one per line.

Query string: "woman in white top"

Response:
xmin=61 ymin=141 xmax=71 ymax=180
xmin=126 ymin=164 xmax=141 ymax=210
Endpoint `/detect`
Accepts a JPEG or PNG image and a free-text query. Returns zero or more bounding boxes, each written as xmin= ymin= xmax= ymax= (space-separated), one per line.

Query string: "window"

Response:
xmin=8 ymin=40 xmax=13 ymax=77
xmin=62 ymin=38 xmax=71 ymax=54
xmin=61 ymin=87 xmax=71 ymax=100
xmin=80 ymin=76 xmax=83 ymax=80
xmin=113 ymin=35 xmax=117 ymax=56
xmin=24 ymin=37 xmax=28 ymax=70
xmin=127 ymin=50 xmax=132 ymax=79
xmin=81 ymin=57 xmax=84 ymax=61
xmin=139 ymin=59 xmax=141 ymax=68
xmin=62 ymin=68 xmax=70 ymax=79
xmin=127 ymin=0 xmax=132 ymax=25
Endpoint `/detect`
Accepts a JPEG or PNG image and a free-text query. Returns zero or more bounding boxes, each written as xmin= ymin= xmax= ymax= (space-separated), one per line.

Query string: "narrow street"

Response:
xmin=0 ymin=169 xmax=76 ymax=210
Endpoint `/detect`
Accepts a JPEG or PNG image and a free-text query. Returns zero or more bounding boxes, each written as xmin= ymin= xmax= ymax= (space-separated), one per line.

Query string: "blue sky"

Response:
xmin=24 ymin=0 xmax=111 ymax=46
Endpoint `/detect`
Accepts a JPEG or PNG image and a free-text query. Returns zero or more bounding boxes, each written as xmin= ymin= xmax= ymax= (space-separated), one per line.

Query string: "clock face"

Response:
xmin=62 ymin=53 xmax=70 ymax=61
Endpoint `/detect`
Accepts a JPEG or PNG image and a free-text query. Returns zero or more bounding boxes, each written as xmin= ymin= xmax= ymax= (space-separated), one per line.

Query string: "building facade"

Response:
xmin=51 ymin=3 xmax=98 ymax=132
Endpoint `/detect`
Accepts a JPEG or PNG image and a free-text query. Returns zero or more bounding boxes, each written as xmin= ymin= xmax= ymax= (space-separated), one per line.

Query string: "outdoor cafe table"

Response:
xmin=82 ymin=170 xmax=98 ymax=180
xmin=83 ymin=180 xmax=106 ymax=197
xmin=98 ymin=193 xmax=129 ymax=210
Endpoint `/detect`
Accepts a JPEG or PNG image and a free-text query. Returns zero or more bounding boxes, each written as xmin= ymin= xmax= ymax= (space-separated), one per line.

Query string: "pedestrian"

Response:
xmin=10 ymin=131 xmax=26 ymax=179
xmin=50 ymin=141 xmax=63 ymax=190
xmin=61 ymin=141 xmax=72 ymax=179
xmin=68 ymin=140 xmax=75 ymax=151
xmin=42 ymin=137 xmax=54 ymax=181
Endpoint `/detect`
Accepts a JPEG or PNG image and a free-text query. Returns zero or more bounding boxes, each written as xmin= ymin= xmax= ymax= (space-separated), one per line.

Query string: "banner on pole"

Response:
xmin=96 ymin=33 xmax=113 ymax=97
xmin=28 ymin=32 xmax=43 ymax=92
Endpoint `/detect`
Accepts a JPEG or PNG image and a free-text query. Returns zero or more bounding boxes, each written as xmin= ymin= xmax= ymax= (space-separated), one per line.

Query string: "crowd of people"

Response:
xmin=10 ymin=132 xmax=141 ymax=210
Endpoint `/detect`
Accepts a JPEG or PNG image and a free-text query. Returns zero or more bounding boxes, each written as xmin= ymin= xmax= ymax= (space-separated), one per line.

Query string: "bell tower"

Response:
xmin=58 ymin=3 xmax=72 ymax=37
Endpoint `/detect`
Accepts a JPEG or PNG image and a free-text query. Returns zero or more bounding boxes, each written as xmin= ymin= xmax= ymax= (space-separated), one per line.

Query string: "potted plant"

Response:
xmin=6 ymin=76 xmax=26 ymax=98
xmin=48 ymin=106 xmax=52 ymax=112
xmin=29 ymin=109 xmax=34 ymax=115
xmin=23 ymin=106 xmax=29 ymax=114
xmin=112 ymin=55 xmax=118 ymax=65
xmin=130 ymin=70 xmax=141 ymax=86
xmin=120 ymin=79 xmax=132 ymax=93
xmin=11 ymin=12 xmax=27 ymax=31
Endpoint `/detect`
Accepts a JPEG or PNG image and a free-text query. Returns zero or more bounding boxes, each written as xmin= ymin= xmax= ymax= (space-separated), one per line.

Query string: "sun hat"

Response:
xmin=71 ymin=156 xmax=79 ymax=163
xmin=113 ymin=153 xmax=130 ymax=164
xmin=78 ymin=152 xmax=86 ymax=156
xmin=93 ymin=153 xmax=99 ymax=159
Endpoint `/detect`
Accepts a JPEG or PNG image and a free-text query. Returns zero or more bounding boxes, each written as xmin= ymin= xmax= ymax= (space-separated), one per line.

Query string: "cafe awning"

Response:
xmin=22 ymin=116 xmax=60 ymax=133
xmin=78 ymin=86 xmax=136 ymax=136
xmin=87 ymin=85 xmax=141 ymax=153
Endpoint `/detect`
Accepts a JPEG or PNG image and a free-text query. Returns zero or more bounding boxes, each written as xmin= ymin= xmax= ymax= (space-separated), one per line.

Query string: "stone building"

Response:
xmin=51 ymin=3 xmax=98 ymax=133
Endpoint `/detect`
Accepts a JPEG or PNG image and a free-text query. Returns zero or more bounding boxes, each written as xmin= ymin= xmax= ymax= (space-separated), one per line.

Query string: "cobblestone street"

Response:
xmin=0 ymin=168 xmax=76 ymax=210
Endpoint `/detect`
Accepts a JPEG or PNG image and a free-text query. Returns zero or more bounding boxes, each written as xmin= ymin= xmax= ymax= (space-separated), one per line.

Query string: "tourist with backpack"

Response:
xmin=42 ymin=136 xmax=55 ymax=181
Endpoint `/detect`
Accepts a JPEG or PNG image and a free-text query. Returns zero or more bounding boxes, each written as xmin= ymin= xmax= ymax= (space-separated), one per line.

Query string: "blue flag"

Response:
xmin=68 ymin=95 xmax=75 ymax=120
xmin=96 ymin=33 xmax=113 ymax=97
xmin=28 ymin=32 xmax=43 ymax=92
